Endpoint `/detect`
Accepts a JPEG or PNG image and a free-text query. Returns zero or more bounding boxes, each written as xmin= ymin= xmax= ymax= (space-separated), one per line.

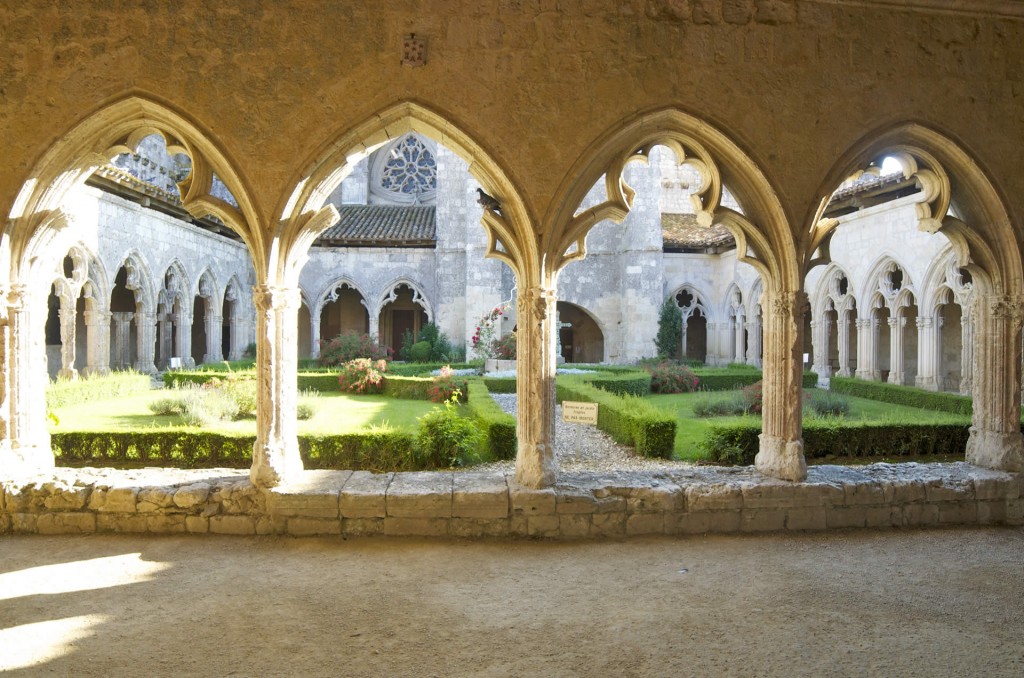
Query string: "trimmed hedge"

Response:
xmin=557 ymin=377 xmax=675 ymax=458
xmin=47 ymin=371 xmax=153 ymax=409
xmin=164 ymin=370 xmax=465 ymax=401
xmin=700 ymin=419 xmax=971 ymax=465
xmin=483 ymin=377 xmax=517 ymax=393
xmin=690 ymin=369 xmax=819 ymax=391
xmin=585 ymin=372 xmax=652 ymax=397
xmin=464 ymin=378 xmax=516 ymax=460
xmin=51 ymin=429 xmax=421 ymax=472
xmin=829 ymin=377 xmax=972 ymax=415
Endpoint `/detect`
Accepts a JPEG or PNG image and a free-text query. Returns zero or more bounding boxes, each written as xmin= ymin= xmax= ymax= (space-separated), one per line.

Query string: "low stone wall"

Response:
xmin=1 ymin=463 xmax=1020 ymax=538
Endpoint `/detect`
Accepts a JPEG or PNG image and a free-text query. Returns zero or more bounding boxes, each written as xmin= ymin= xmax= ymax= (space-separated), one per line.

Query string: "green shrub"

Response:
xmin=494 ymin=332 xmax=517 ymax=359
xmin=414 ymin=395 xmax=483 ymax=468
xmin=47 ymin=370 xmax=152 ymax=410
xmin=585 ymin=372 xmax=652 ymax=397
xmin=654 ymin=295 xmax=682 ymax=360
xmin=464 ymin=378 xmax=516 ymax=461
xmin=482 ymin=377 xmax=517 ymax=394
xmin=807 ymin=390 xmax=851 ymax=417
xmin=180 ymin=385 xmax=240 ymax=427
xmin=337 ymin=358 xmax=388 ymax=394
xmin=692 ymin=392 xmax=747 ymax=417
xmin=148 ymin=396 xmax=183 ymax=416
xmin=296 ymin=402 xmax=316 ymax=420
xmin=318 ymin=332 xmax=389 ymax=366
xmin=646 ymin=361 xmax=699 ymax=393
xmin=425 ymin=366 xmax=469 ymax=403
xmin=699 ymin=419 xmax=972 ymax=465
xmin=829 ymin=377 xmax=972 ymax=415
xmin=409 ymin=340 xmax=432 ymax=362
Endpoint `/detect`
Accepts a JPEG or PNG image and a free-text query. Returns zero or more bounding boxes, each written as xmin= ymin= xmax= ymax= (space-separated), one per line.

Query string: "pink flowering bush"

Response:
xmin=646 ymin=361 xmax=700 ymax=394
xmin=337 ymin=358 xmax=388 ymax=394
xmin=471 ymin=303 xmax=510 ymax=359
xmin=426 ymin=365 xmax=468 ymax=403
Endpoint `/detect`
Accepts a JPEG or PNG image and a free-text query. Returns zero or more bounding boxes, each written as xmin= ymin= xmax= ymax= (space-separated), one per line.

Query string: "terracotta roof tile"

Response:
xmin=317 ymin=205 xmax=436 ymax=246
xmin=662 ymin=213 xmax=735 ymax=249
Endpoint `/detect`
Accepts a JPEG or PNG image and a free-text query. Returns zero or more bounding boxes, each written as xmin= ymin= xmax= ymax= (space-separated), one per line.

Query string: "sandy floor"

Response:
xmin=2 ymin=528 xmax=1023 ymax=677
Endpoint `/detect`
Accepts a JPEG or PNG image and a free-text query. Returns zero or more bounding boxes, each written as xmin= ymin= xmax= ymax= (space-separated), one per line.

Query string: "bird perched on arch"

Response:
xmin=476 ymin=187 xmax=502 ymax=214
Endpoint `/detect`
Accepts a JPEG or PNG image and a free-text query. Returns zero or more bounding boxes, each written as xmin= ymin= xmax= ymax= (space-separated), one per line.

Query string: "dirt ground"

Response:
xmin=1 ymin=528 xmax=1023 ymax=677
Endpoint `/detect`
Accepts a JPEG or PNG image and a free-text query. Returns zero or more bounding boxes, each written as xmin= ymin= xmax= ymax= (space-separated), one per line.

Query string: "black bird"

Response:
xmin=476 ymin=188 xmax=502 ymax=213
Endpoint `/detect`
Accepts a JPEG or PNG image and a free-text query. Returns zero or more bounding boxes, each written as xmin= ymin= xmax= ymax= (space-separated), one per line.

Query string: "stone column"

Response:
xmin=680 ymin=317 xmax=688 ymax=359
xmin=915 ymin=316 xmax=938 ymax=391
xmin=887 ymin=316 xmax=904 ymax=384
xmin=960 ymin=302 xmax=974 ymax=394
xmin=514 ymin=285 xmax=558 ymax=488
xmin=745 ymin=317 xmax=762 ymax=367
xmin=111 ymin=312 xmax=134 ymax=369
xmin=180 ymin=311 xmax=195 ymax=368
xmin=966 ymin=295 xmax=1024 ymax=472
xmin=368 ymin=312 xmax=380 ymax=347
xmin=855 ymin=318 xmax=873 ymax=380
xmin=205 ymin=313 xmax=223 ymax=363
xmin=755 ymin=290 xmax=808 ymax=482
xmin=157 ymin=312 xmax=171 ymax=368
xmin=837 ymin=312 xmax=852 ymax=377
xmin=810 ymin=318 xmax=831 ymax=378
xmin=734 ymin=311 xmax=746 ymax=363
xmin=57 ymin=305 xmax=78 ymax=380
xmin=135 ymin=311 xmax=157 ymax=374
xmin=83 ymin=309 xmax=111 ymax=375
xmin=251 ymin=284 xmax=304 ymax=487
xmin=2 ymin=285 xmax=53 ymax=474
xmin=310 ymin=311 xmax=322 ymax=359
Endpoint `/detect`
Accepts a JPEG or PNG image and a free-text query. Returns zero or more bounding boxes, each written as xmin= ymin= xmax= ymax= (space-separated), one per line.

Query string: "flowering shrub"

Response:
xmin=493 ymin=332 xmax=517 ymax=359
xmin=646 ymin=361 xmax=700 ymax=394
xmin=337 ymin=358 xmax=388 ymax=394
xmin=426 ymin=365 xmax=469 ymax=403
xmin=471 ymin=303 xmax=510 ymax=359
xmin=318 ymin=332 xmax=389 ymax=366
xmin=741 ymin=381 xmax=763 ymax=414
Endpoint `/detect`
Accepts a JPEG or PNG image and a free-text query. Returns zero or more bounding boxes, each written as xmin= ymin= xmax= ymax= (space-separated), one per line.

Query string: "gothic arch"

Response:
xmin=543 ymin=107 xmax=797 ymax=290
xmin=671 ymin=283 xmax=712 ymax=322
xmin=5 ymin=94 xmax=265 ymax=285
xmin=376 ymin=278 xmax=432 ymax=322
xmin=807 ymin=122 xmax=1022 ymax=300
xmin=315 ymin=276 xmax=370 ymax=315
xmin=114 ymin=250 xmax=157 ymax=316
xmin=275 ymin=100 xmax=537 ymax=288
xmin=859 ymin=254 xmax=914 ymax=315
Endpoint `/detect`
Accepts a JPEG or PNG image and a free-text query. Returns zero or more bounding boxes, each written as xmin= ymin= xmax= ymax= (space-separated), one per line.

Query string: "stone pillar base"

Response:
xmin=0 ymin=443 xmax=55 ymax=478
xmin=755 ymin=434 xmax=807 ymax=482
xmin=515 ymin=443 xmax=556 ymax=488
xmin=57 ymin=368 xmax=78 ymax=380
xmin=966 ymin=428 xmax=1024 ymax=473
xmin=250 ymin=441 xmax=304 ymax=488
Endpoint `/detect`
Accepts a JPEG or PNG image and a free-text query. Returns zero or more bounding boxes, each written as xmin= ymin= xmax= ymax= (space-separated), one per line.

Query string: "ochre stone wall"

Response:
xmin=2 ymin=0 xmax=1023 ymax=240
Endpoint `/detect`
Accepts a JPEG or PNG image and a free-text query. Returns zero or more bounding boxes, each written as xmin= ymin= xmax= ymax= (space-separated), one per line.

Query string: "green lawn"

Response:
xmin=648 ymin=389 xmax=972 ymax=462
xmin=49 ymin=390 xmax=442 ymax=436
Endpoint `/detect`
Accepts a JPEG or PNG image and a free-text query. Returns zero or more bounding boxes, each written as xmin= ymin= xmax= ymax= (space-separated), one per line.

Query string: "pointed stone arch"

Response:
xmin=313 ymin=276 xmax=371 ymax=356
xmin=545 ymin=107 xmax=805 ymax=481
xmin=192 ymin=268 xmax=220 ymax=365
xmin=671 ymin=283 xmax=712 ymax=365
xmin=259 ymin=100 xmax=538 ymax=487
xmin=1 ymin=94 xmax=264 ymax=475
xmin=157 ymin=259 xmax=192 ymax=369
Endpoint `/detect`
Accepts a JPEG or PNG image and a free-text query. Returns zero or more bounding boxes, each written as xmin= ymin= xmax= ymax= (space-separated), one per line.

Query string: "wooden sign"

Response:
xmin=562 ymin=401 xmax=598 ymax=424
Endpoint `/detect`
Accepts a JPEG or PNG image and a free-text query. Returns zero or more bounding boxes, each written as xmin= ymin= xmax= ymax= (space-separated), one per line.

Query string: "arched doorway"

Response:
xmin=555 ymin=301 xmax=604 ymax=363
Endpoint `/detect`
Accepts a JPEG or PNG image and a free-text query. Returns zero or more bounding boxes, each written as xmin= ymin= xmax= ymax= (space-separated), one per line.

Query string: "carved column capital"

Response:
xmin=988 ymin=294 xmax=1024 ymax=325
xmin=767 ymin=290 xmax=809 ymax=320
xmin=520 ymin=285 xmax=554 ymax=323
xmin=252 ymin=284 xmax=300 ymax=314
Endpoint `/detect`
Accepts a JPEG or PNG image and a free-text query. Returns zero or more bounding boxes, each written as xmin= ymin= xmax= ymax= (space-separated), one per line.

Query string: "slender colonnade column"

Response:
xmin=514 ymin=284 xmax=558 ymax=488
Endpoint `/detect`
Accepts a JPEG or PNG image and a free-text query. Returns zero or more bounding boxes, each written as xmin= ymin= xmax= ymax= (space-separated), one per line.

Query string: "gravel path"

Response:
xmin=473 ymin=394 xmax=693 ymax=473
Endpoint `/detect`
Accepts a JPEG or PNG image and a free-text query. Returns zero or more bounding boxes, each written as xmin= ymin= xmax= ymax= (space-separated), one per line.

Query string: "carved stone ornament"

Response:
xmin=253 ymin=285 xmax=299 ymax=313
xmin=402 ymin=34 xmax=426 ymax=67
xmin=989 ymin=296 xmax=1024 ymax=324
xmin=770 ymin=292 xmax=809 ymax=319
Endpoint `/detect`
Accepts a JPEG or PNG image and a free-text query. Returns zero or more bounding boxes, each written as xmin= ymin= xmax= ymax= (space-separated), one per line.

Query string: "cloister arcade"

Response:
xmin=2 ymin=78 xmax=1023 ymax=488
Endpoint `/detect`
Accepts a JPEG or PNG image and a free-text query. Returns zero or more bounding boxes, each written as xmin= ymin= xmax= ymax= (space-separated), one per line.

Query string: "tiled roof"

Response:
xmin=316 ymin=205 xmax=436 ymax=246
xmin=662 ymin=213 xmax=735 ymax=249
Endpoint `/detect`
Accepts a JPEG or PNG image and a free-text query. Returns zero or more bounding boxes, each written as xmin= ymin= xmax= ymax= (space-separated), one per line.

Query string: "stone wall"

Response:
xmin=2 ymin=464 xmax=1020 ymax=538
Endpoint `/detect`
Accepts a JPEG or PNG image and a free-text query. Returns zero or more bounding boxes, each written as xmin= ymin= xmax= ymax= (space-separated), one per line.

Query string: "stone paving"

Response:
xmin=1 ymin=461 xmax=1020 ymax=539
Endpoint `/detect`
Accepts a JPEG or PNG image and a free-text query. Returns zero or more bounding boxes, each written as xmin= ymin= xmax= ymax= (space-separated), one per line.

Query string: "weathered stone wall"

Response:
xmin=2 ymin=464 xmax=1020 ymax=538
